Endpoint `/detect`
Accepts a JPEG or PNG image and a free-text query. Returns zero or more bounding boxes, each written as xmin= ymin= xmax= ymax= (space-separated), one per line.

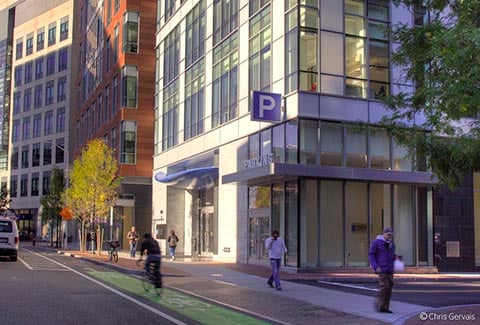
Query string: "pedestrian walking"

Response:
xmin=167 ymin=230 xmax=179 ymax=261
xmin=369 ymin=226 xmax=396 ymax=313
xmin=127 ymin=226 xmax=140 ymax=258
xmin=265 ymin=230 xmax=288 ymax=290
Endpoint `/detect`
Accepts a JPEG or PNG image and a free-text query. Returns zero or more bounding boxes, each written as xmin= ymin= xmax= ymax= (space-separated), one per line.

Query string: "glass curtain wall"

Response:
xmin=319 ymin=180 xmax=343 ymax=266
xmin=285 ymin=0 xmax=318 ymax=93
xmin=346 ymin=182 xmax=368 ymax=266
xmin=394 ymin=185 xmax=415 ymax=264
xmin=300 ymin=179 xmax=318 ymax=267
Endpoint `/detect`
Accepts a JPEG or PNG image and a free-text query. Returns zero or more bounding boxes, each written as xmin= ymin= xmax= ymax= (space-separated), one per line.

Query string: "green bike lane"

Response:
xmin=88 ymin=270 xmax=272 ymax=325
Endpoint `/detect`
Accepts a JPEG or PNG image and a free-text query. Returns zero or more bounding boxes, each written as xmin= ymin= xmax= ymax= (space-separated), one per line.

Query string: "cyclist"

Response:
xmin=139 ymin=233 xmax=161 ymax=288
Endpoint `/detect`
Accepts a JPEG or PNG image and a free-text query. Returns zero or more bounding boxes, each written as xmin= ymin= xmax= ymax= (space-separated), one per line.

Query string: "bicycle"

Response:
xmin=105 ymin=240 xmax=119 ymax=263
xmin=136 ymin=257 xmax=162 ymax=296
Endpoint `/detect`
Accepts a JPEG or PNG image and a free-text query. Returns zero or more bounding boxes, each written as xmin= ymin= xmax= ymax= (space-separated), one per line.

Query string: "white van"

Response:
xmin=0 ymin=216 xmax=19 ymax=261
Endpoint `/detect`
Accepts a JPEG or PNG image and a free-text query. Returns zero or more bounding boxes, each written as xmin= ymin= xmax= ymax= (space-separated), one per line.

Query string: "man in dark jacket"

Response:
xmin=139 ymin=233 xmax=161 ymax=288
xmin=369 ymin=227 xmax=395 ymax=313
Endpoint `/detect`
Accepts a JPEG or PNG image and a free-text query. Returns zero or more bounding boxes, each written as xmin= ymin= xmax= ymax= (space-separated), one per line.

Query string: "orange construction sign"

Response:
xmin=60 ymin=207 xmax=73 ymax=220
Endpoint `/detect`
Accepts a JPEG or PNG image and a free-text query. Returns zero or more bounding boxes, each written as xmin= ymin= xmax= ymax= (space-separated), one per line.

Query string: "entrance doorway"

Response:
xmin=248 ymin=216 xmax=270 ymax=263
xmin=198 ymin=206 xmax=214 ymax=256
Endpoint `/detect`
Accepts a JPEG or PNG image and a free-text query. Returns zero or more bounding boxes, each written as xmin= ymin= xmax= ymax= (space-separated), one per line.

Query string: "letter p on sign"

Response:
xmin=251 ymin=91 xmax=281 ymax=122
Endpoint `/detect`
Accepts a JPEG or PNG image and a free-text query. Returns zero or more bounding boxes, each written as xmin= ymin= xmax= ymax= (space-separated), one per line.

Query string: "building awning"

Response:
xmin=154 ymin=166 xmax=219 ymax=189
xmin=222 ymin=163 xmax=437 ymax=186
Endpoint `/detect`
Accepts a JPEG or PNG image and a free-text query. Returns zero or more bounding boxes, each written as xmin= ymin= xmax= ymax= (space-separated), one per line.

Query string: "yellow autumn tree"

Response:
xmin=64 ymin=139 xmax=121 ymax=253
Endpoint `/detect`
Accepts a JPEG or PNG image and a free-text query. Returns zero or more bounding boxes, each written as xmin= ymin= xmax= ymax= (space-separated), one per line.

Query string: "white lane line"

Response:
xmin=23 ymin=249 xmax=187 ymax=325
xmin=18 ymin=257 xmax=34 ymax=270
xmin=317 ymin=280 xmax=378 ymax=292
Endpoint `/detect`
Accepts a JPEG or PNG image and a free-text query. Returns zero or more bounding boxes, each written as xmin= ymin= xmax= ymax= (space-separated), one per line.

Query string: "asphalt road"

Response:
xmin=0 ymin=247 xmax=285 ymax=325
xmin=290 ymin=279 xmax=480 ymax=308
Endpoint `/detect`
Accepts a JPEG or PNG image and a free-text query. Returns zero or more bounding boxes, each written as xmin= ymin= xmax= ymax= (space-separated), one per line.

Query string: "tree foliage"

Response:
xmin=65 ymin=138 xmax=121 ymax=228
xmin=383 ymin=0 xmax=480 ymax=189
xmin=40 ymin=167 xmax=65 ymax=223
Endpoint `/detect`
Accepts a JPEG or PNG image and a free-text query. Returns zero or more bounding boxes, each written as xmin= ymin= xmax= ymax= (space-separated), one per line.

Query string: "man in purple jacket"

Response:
xmin=369 ymin=227 xmax=395 ymax=313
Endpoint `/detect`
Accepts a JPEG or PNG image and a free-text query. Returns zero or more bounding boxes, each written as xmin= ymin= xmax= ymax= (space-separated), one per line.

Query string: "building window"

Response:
xmin=26 ymin=35 xmax=33 ymax=55
xmin=57 ymin=76 xmax=67 ymax=102
xmin=55 ymin=138 xmax=65 ymax=164
xmin=345 ymin=0 xmax=390 ymax=99
xmin=42 ymin=171 xmax=50 ymax=195
xmin=20 ymin=175 xmax=28 ymax=197
xmin=31 ymin=173 xmax=39 ymax=196
xmin=32 ymin=144 xmax=40 ymax=167
xmin=35 ymin=58 xmax=44 ymax=80
xmin=97 ymin=93 xmax=102 ymax=128
xmin=43 ymin=143 xmax=52 ymax=166
xmin=111 ymin=127 xmax=116 ymax=152
xmin=11 ymin=148 xmax=18 ymax=170
xmin=165 ymin=0 xmax=175 ymax=22
xmin=13 ymin=92 xmax=21 ymax=115
xmin=22 ymin=117 xmax=30 ymax=141
xmin=112 ymin=76 xmax=118 ymax=113
xmin=105 ymin=38 xmax=111 ymax=71
xmin=10 ymin=176 xmax=17 ymax=198
xmin=14 ymin=66 xmax=22 ymax=87
xmin=21 ymin=145 xmax=29 ymax=169
xmin=113 ymin=25 xmax=119 ymax=63
xmin=46 ymin=54 xmax=55 ymax=76
xmin=114 ymin=0 xmax=120 ymax=13
xmin=44 ymin=110 xmax=53 ymax=135
xmin=105 ymin=85 xmax=110 ymax=122
xmin=37 ymin=30 xmax=45 ymax=51
xmin=185 ymin=0 xmax=205 ymax=67
xmin=213 ymin=0 xmax=239 ymax=45
xmin=23 ymin=88 xmax=32 ymax=112
xmin=24 ymin=62 xmax=32 ymax=84
xmin=60 ymin=18 xmax=69 ymax=41
xmin=285 ymin=1 xmax=318 ymax=93
xmin=48 ymin=23 xmax=56 ymax=46
xmin=123 ymin=12 xmax=139 ymax=53
xmin=12 ymin=120 xmax=20 ymax=143
xmin=122 ymin=65 xmax=137 ymax=107
xmin=184 ymin=59 xmax=204 ymax=140
xmin=212 ymin=33 xmax=238 ymax=127
xmin=249 ymin=2 xmax=271 ymax=93
xmin=162 ymin=80 xmax=178 ymax=150
xmin=33 ymin=113 xmax=41 ymax=138
xmin=58 ymin=48 xmax=68 ymax=71
xmin=56 ymin=107 xmax=66 ymax=133
xmin=45 ymin=80 xmax=54 ymax=105
xmin=15 ymin=39 xmax=23 ymax=60
xmin=163 ymin=26 xmax=179 ymax=85
xmin=121 ymin=121 xmax=136 ymax=164
xmin=34 ymin=85 xmax=43 ymax=109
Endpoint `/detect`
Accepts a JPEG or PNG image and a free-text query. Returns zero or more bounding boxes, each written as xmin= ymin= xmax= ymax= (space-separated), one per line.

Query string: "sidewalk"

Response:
xmin=50 ymin=243 xmax=480 ymax=325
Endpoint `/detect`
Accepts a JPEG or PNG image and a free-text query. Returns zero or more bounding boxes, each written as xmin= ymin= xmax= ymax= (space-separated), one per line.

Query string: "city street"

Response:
xmin=1 ymin=243 xmax=479 ymax=325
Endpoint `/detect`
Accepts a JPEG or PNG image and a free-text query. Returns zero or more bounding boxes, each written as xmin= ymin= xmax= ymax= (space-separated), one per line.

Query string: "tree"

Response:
xmin=65 ymin=139 xmax=121 ymax=253
xmin=40 ymin=167 xmax=65 ymax=247
xmin=382 ymin=0 xmax=480 ymax=189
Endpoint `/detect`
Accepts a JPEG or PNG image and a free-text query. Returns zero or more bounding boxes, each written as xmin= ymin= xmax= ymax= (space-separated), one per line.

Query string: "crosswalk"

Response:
xmin=19 ymin=248 xmax=70 ymax=271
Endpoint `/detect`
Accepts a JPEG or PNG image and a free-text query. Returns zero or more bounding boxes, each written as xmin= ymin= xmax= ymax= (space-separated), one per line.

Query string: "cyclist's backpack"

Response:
xmin=169 ymin=235 xmax=177 ymax=247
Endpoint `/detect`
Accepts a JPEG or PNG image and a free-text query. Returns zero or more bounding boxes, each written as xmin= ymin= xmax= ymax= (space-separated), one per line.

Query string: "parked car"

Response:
xmin=0 ymin=216 xmax=19 ymax=261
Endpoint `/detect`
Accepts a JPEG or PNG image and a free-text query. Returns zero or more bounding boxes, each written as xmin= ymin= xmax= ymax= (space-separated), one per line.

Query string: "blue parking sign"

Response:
xmin=251 ymin=91 xmax=282 ymax=122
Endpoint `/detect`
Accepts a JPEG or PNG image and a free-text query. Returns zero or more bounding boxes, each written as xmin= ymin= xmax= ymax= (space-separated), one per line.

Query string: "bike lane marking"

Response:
xmin=88 ymin=271 xmax=272 ymax=325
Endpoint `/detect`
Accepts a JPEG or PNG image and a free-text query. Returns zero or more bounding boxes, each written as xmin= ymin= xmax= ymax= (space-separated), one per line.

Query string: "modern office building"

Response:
xmin=74 ymin=0 xmax=156 ymax=247
xmin=152 ymin=0 xmax=446 ymax=270
xmin=3 ymin=0 xmax=74 ymax=241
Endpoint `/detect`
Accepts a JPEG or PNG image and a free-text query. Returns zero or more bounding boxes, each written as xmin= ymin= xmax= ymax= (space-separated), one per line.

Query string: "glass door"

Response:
xmin=199 ymin=206 xmax=214 ymax=255
xmin=248 ymin=217 xmax=270 ymax=263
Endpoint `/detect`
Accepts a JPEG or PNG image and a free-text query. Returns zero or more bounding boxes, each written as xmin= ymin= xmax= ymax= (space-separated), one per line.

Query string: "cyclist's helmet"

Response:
xmin=143 ymin=233 xmax=152 ymax=239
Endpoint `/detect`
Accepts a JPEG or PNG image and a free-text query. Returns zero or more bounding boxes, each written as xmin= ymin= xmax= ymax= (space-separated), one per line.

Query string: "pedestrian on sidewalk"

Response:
xmin=369 ymin=226 xmax=396 ymax=313
xmin=167 ymin=230 xmax=179 ymax=261
xmin=265 ymin=230 xmax=288 ymax=290
xmin=127 ymin=226 xmax=140 ymax=258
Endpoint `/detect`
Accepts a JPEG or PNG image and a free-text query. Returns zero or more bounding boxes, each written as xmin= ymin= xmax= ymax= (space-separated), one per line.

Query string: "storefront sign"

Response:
xmin=351 ymin=223 xmax=367 ymax=232
xmin=251 ymin=91 xmax=282 ymax=122
xmin=244 ymin=153 xmax=273 ymax=170
xmin=446 ymin=241 xmax=460 ymax=257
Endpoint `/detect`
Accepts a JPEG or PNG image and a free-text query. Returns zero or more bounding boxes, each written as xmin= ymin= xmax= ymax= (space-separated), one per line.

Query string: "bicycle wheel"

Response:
xmin=113 ymin=250 xmax=118 ymax=263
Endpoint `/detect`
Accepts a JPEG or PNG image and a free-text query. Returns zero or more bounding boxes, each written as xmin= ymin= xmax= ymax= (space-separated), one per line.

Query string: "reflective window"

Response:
xmin=320 ymin=121 xmax=343 ymax=166
xmin=123 ymin=12 xmax=139 ymax=53
xmin=345 ymin=124 xmax=367 ymax=168
xmin=121 ymin=121 xmax=136 ymax=164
